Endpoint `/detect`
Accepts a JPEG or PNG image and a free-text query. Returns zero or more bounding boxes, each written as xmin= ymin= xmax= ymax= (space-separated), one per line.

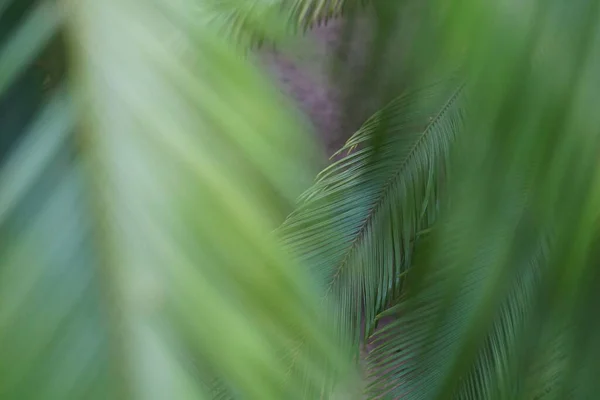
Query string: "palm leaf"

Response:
xmin=454 ymin=240 xmax=547 ymax=399
xmin=0 ymin=0 xmax=349 ymax=398
xmin=195 ymin=0 xmax=371 ymax=47
xmin=286 ymin=0 xmax=370 ymax=30
xmin=195 ymin=0 xmax=294 ymax=47
xmin=279 ymin=79 xmax=465 ymax=354
xmin=364 ymin=0 xmax=600 ymax=398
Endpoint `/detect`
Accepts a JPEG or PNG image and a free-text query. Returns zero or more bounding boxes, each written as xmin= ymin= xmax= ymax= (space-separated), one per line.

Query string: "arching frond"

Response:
xmin=194 ymin=0 xmax=294 ymax=47
xmin=279 ymin=80 xmax=465 ymax=351
xmin=366 ymin=233 xmax=549 ymax=399
xmin=196 ymin=0 xmax=371 ymax=47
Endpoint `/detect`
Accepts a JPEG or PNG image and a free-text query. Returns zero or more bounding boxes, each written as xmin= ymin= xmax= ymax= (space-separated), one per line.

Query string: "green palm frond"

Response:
xmin=361 ymin=1 xmax=600 ymax=399
xmin=455 ymin=240 xmax=548 ymax=400
xmin=196 ymin=0 xmax=371 ymax=47
xmin=0 ymin=0 xmax=349 ymax=398
xmin=279 ymin=80 xmax=465 ymax=351
xmin=286 ymin=0 xmax=370 ymax=30
xmin=196 ymin=0 xmax=294 ymax=47
xmin=365 ymin=230 xmax=549 ymax=399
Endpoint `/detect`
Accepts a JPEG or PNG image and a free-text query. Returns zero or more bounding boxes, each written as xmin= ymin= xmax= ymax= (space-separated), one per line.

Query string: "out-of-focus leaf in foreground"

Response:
xmin=0 ymin=0 xmax=349 ymax=399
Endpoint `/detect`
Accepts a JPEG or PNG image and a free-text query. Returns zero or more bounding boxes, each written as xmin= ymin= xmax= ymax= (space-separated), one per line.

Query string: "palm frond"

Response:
xmin=363 ymin=0 xmax=600 ymax=398
xmin=365 ymin=207 xmax=555 ymax=400
xmin=279 ymin=79 xmax=465 ymax=353
xmin=196 ymin=0 xmax=371 ymax=48
xmin=0 ymin=0 xmax=350 ymax=398
xmin=453 ymin=236 xmax=549 ymax=399
xmin=286 ymin=0 xmax=370 ymax=30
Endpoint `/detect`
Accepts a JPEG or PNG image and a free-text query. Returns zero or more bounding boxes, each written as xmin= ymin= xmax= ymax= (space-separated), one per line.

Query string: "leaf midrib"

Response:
xmin=323 ymin=84 xmax=465 ymax=299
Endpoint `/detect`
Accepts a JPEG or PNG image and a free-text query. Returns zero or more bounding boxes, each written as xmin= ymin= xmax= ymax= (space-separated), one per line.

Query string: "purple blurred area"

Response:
xmin=260 ymin=16 xmax=380 ymax=158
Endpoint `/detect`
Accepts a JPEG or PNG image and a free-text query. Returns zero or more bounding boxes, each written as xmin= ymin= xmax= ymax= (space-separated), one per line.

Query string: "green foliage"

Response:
xmin=0 ymin=0 xmax=349 ymax=399
xmin=3 ymin=0 xmax=600 ymax=399
xmin=279 ymin=79 xmax=465 ymax=349
xmin=321 ymin=0 xmax=600 ymax=398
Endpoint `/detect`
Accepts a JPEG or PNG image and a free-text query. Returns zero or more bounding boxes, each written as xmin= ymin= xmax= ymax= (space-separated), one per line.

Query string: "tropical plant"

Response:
xmin=0 ymin=0 xmax=347 ymax=399
xmin=2 ymin=0 xmax=600 ymax=399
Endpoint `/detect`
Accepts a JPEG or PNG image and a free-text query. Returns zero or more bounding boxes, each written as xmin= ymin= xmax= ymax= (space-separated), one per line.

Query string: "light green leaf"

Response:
xmin=0 ymin=0 xmax=349 ymax=398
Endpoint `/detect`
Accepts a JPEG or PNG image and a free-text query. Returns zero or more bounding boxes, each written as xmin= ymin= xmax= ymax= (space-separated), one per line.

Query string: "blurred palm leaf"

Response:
xmin=287 ymin=0 xmax=370 ymax=30
xmin=0 ymin=0 xmax=61 ymax=95
xmin=0 ymin=0 xmax=350 ymax=398
xmin=366 ymin=230 xmax=549 ymax=399
xmin=196 ymin=0 xmax=293 ymax=47
xmin=196 ymin=0 xmax=371 ymax=47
